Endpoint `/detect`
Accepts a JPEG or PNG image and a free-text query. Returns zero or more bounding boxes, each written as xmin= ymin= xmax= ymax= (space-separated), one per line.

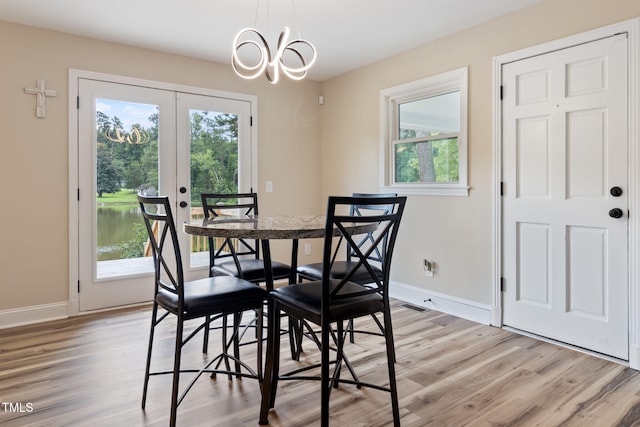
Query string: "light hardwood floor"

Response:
xmin=1 ymin=301 xmax=640 ymax=426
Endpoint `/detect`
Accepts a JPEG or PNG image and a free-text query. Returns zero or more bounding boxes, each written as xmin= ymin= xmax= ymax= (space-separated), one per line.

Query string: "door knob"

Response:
xmin=610 ymin=186 xmax=623 ymax=197
xmin=179 ymin=201 xmax=188 ymax=208
xmin=179 ymin=187 xmax=187 ymax=194
xmin=609 ymin=208 xmax=624 ymax=218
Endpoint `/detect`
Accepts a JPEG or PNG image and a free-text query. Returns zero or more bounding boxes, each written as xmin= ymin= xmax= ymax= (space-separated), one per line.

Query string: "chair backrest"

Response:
xmin=322 ymin=195 xmax=406 ymax=309
xmin=200 ymin=192 xmax=260 ymax=266
xmin=347 ymin=193 xmax=398 ymax=265
xmin=137 ymin=195 xmax=184 ymax=301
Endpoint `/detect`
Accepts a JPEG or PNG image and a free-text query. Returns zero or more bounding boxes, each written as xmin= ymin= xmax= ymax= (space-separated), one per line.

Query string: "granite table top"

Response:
xmin=183 ymin=215 xmax=375 ymax=240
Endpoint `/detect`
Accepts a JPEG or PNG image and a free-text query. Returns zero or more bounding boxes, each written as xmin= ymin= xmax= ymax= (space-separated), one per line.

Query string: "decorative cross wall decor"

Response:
xmin=24 ymin=79 xmax=57 ymax=118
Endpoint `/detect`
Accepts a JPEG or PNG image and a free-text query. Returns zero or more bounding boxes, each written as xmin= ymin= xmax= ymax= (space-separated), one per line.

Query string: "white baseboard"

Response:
xmin=0 ymin=302 xmax=68 ymax=329
xmin=0 ymin=282 xmax=491 ymax=331
xmin=390 ymin=281 xmax=492 ymax=325
xmin=629 ymin=344 xmax=640 ymax=370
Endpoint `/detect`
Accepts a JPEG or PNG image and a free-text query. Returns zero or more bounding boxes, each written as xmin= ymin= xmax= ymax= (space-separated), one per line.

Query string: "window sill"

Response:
xmin=380 ymin=184 xmax=469 ymax=197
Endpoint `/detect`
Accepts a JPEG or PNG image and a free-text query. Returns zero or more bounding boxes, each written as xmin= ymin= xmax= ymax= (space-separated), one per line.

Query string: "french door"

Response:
xmin=501 ymin=35 xmax=629 ymax=359
xmin=76 ymin=77 xmax=254 ymax=311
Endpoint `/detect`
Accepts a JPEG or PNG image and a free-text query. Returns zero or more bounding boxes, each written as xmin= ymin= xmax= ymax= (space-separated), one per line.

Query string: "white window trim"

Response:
xmin=379 ymin=66 xmax=469 ymax=196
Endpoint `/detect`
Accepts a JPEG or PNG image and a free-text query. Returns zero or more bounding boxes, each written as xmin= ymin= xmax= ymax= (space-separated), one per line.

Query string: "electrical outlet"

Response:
xmin=423 ymin=259 xmax=434 ymax=277
xmin=304 ymin=243 xmax=311 ymax=255
xmin=265 ymin=181 xmax=273 ymax=192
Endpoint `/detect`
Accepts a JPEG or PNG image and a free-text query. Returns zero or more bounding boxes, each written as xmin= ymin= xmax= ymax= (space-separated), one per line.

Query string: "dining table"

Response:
xmin=183 ymin=214 xmax=377 ymax=290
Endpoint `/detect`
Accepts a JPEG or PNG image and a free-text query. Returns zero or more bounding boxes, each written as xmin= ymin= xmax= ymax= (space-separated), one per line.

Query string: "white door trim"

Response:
xmin=492 ymin=18 xmax=640 ymax=368
xmin=67 ymin=69 xmax=258 ymax=316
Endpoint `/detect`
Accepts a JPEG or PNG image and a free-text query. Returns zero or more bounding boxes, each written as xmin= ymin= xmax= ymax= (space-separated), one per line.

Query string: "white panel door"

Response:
xmin=502 ymin=35 xmax=629 ymax=359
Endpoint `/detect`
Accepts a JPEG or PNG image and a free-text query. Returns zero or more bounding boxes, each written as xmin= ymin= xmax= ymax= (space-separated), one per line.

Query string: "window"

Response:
xmin=380 ymin=67 xmax=468 ymax=196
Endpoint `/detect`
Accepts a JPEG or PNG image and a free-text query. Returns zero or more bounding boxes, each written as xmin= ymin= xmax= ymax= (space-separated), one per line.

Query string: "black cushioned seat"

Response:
xmin=156 ymin=276 xmax=267 ymax=319
xmin=212 ymin=258 xmax=293 ymax=283
xmin=297 ymin=261 xmax=382 ymax=284
xmin=270 ymin=280 xmax=383 ymax=324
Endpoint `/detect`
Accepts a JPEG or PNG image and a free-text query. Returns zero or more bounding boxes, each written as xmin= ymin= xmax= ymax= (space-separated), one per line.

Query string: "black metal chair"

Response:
xmin=201 ymin=192 xmax=293 ymax=283
xmin=298 ymin=192 xmax=397 ymax=283
xmin=259 ymin=195 xmax=406 ymax=427
xmin=296 ymin=192 xmax=397 ymax=352
xmin=200 ymin=192 xmax=298 ymax=358
xmin=138 ymin=195 xmax=267 ymax=427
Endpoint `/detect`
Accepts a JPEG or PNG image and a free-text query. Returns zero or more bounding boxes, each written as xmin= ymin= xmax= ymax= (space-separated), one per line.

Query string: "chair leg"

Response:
xmin=268 ymin=310 xmax=281 ymax=410
xmin=347 ymin=318 xmax=355 ymax=343
xmin=381 ymin=314 xmax=396 ymax=364
xmin=321 ymin=320 xmax=331 ymax=427
xmin=256 ymin=306 xmax=264 ymax=381
xmin=233 ymin=312 xmax=242 ymax=379
xmin=369 ymin=312 xmax=396 ymax=363
xmin=202 ymin=314 xmax=210 ymax=353
xmin=329 ymin=324 xmax=360 ymax=388
xmin=254 ymin=307 xmax=261 ymax=340
xmin=169 ymin=317 xmax=184 ymax=427
xmin=259 ymin=301 xmax=281 ymax=425
xmin=292 ymin=317 xmax=306 ymax=361
xmin=289 ymin=316 xmax=299 ymax=360
xmin=141 ymin=303 xmax=158 ymax=409
xmin=332 ymin=321 xmax=345 ymax=388
xmin=211 ymin=314 xmax=238 ymax=380
xmin=383 ymin=308 xmax=400 ymax=427
xmin=220 ymin=315 xmax=232 ymax=381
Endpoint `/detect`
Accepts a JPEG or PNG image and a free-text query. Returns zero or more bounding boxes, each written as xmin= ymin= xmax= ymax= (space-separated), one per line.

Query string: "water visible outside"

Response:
xmin=97 ymin=203 xmax=143 ymax=261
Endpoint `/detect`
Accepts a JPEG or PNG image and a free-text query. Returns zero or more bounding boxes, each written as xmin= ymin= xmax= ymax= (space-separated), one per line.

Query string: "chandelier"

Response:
xmin=231 ymin=1 xmax=316 ymax=84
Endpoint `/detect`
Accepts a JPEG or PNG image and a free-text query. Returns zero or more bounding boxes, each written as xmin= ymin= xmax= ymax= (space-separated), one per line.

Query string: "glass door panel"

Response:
xmin=175 ymin=93 xmax=252 ymax=272
xmin=95 ymin=98 xmax=159 ymax=279
xmin=186 ymin=108 xmax=239 ymax=269
xmin=78 ymin=79 xmax=175 ymax=311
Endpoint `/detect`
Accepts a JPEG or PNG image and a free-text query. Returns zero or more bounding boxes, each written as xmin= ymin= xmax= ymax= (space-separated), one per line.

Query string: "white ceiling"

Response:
xmin=0 ymin=0 xmax=542 ymax=81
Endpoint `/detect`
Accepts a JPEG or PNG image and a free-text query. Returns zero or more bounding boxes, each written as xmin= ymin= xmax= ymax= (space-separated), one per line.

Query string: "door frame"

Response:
xmin=68 ymin=69 xmax=258 ymax=315
xmin=492 ymin=18 xmax=640 ymax=368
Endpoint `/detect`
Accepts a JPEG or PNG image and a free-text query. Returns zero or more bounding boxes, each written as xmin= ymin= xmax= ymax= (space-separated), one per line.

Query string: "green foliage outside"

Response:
xmin=189 ymin=111 xmax=239 ymax=205
xmin=96 ymin=110 xmax=159 ymax=197
xmin=117 ymin=222 xmax=148 ymax=259
xmin=96 ymin=189 xmax=139 ymax=204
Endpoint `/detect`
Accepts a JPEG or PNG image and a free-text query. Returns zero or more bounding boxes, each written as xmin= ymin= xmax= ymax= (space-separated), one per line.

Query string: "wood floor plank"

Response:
xmin=1 ymin=302 xmax=640 ymax=426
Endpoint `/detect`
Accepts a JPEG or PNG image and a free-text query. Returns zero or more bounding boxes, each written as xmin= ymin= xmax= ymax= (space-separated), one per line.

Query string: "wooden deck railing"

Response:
xmin=143 ymin=206 xmax=234 ymax=257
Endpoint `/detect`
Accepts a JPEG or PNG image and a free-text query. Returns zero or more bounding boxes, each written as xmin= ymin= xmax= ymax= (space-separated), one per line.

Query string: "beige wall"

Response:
xmin=319 ymin=0 xmax=640 ymax=305
xmin=0 ymin=20 xmax=322 ymax=311
xmin=3 ymin=0 xmax=640 ymax=318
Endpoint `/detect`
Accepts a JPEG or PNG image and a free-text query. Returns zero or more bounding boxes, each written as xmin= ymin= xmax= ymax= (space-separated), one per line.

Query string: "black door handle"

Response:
xmin=609 ymin=208 xmax=624 ymax=218
xmin=179 ymin=187 xmax=187 ymax=194
xmin=610 ymin=187 xmax=623 ymax=197
xmin=179 ymin=201 xmax=188 ymax=208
